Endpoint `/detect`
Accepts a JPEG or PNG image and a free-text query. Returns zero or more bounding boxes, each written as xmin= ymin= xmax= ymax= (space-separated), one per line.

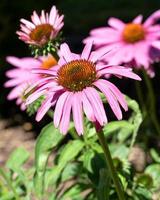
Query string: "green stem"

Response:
xmin=0 ymin=168 xmax=21 ymax=200
xmin=134 ymin=81 xmax=146 ymax=115
xmin=142 ymin=70 xmax=160 ymax=136
xmin=97 ymin=130 xmax=125 ymax=200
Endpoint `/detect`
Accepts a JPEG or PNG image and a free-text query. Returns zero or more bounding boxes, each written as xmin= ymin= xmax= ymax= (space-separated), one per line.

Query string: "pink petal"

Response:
xmin=98 ymin=66 xmax=141 ymax=80
xmin=100 ymin=79 xmax=128 ymax=111
xmin=31 ymin=68 xmax=58 ymax=76
xmin=20 ymin=19 xmax=35 ymax=29
xmin=36 ymin=95 xmax=53 ymax=121
xmin=31 ymin=11 xmax=41 ymax=25
xmin=59 ymin=43 xmax=74 ymax=62
xmin=7 ymin=84 xmax=25 ymax=100
xmin=133 ymin=15 xmax=143 ymax=24
xmin=89 ymin=46 xmax=113 ymax=63
xmin=81 ymin=42 xmax=93 ymax=60
xmin=26 ymin=90 xmax=45 ymax=105
xmin=94 ymin=80 xmax=122 ymax=120
xmin=81 ymin=91 xmax=95 ymax=121
xmin=72 ymin=93 xmax=83 ymax=135
xmin=134 ymin=42 xmax=150 ymax=67
xmin=84 ymin=87 xmax=107 ymax=126
xmin=152 ymin=40 xmax=160 ymax=50
xmin=4 ymin=78 xmax=24 ymax=87
xmin=144 ymin=10 xmax=160 ymax=27
xmin=59 ymin=93 xmax=72 ymax=135
xmin=40 ymin=10 xmax=46 ymax=23
xmin=108 ymin=17 xmax=125 ymax=30
xmin=54 ymin=91 xmax=70 ymax=128
xmin=49 ymin=6 xmax=57 ymax=24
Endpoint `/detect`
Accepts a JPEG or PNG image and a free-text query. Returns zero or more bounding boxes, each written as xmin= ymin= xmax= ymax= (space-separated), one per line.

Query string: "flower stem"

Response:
xmin=142 ymin=70 xmax=160 ymax=136
xmin=97 ymin=129 xmax=125 ymax=200
xmin=134 ymin=81 xmax=146 ymax=115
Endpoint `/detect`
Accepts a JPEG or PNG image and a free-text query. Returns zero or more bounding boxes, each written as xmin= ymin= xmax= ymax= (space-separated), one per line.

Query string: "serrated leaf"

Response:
xmin=6 ymin=147 xmax=29 ymax=171
xmin=34 ymin=122 xmax=64 ymax=197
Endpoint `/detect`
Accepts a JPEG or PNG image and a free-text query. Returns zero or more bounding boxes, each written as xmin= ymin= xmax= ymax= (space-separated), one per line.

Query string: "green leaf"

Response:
xmin=150 ymin=148 xmax=160 ymax=163
xmin=97 ymin=168 xmax=110 ymax=200
xmin=58 ymin=140 xmax=84 ymax=167
xmin=103 ymin=120 xmax=134 ymax=138
xmin=145 ymin=164 xmax=160 ymax=187
xmin=34 ymin=122 xmax=64 ymax=197
xmin=134 ymin=186 xmax=152 ymax=200
xmin=83 ymin=149 xmax=95 ymax=173
xmin=61 ymin=184 xmax=86 ymax=200
xmin=136 ymin=174 xmax=153 ymax=189
xmin=61 ymin=162 xmax=81 ymax=182
xmin=6 ymin=147 xmax=29 ymax=171
xmin=46 ymin=140 xmax=84 ymax=187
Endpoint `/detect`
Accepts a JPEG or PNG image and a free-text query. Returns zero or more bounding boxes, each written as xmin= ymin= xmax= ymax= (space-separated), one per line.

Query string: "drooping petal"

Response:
xmin=81 ymin=91 xmax=95 ymax=122
xmin=84 ymin=87 xmax=107 ymax=126
xmin=94 ymin=80 xmax=122 ymax=120
xmin=54 ymin=91 xmax=70 ymax=128
xmin=36 ymin=95 xmax=53 ymax=121
xmin=59 ymin=93 xmax=72 ymax=135
xmin=72 ymin=93 xmax=83 ymax=135
xmin=100 ymin=79 xmax=128 ymax=111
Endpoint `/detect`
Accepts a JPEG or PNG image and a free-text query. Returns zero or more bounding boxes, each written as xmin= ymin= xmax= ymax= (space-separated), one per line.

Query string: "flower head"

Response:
xmin=84 ymin=10 xmax=160 ymax=77
xmin=17 ymin=5 xmax=64 ymax=46
xmin=5 ymin=55 xmax=57 ymax=110
xmin=26 ymin=42 xmax=140 ymax=135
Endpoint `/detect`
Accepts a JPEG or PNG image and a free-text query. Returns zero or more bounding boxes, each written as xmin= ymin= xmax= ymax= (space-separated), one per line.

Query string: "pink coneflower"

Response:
xmin=5 ymin=55 xmax=57 ymax=110
xmin=84 ymin=10 xmax=160 ymax=76
xmin=16 ymin=5 xmax=64 ymax=46
xmin=26 ymin=42 xmax=141 ymax=135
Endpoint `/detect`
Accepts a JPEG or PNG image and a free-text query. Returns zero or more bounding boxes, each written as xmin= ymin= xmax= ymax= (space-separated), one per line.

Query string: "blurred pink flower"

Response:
xmin=26 ymin=42 xmax=141 ymax=135
xmin=5 ymin=55 xmax=57 ymax=110
xmin=84 ymin=10 xmax=160 ymax=77
xmin=17 ymin=5 xmax=64 ymax=46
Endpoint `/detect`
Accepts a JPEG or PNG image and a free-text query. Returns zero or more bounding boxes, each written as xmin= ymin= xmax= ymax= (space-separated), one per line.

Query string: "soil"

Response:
xmin=0 ymin=119 xmax=35 ymax=167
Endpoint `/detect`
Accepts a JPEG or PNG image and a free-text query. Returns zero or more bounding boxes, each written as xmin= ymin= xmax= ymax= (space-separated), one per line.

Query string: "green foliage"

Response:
xmin=6 ymin=147 xmax=29 ymax=171
xmin=1 ymin=97 xmax=159 ymax=200
xmin=34 ymin=122 xmax=64 ymax=197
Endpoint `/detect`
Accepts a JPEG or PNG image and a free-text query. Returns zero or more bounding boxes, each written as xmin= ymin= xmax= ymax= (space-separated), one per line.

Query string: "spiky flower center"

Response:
xmin=123 ymin=23 xmax=145 ymax=43
xmin=41 ymin=56 xmax=57 ymax=69
xmin=57 ymin=60 xmax=97 ymax=91
xmin=29 ymin=24 xmax=54 ymax=44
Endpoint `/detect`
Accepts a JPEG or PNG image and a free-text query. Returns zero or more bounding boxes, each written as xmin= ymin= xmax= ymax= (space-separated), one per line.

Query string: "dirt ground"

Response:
xmin=0 ymin=119 xmax=35 ymax=167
